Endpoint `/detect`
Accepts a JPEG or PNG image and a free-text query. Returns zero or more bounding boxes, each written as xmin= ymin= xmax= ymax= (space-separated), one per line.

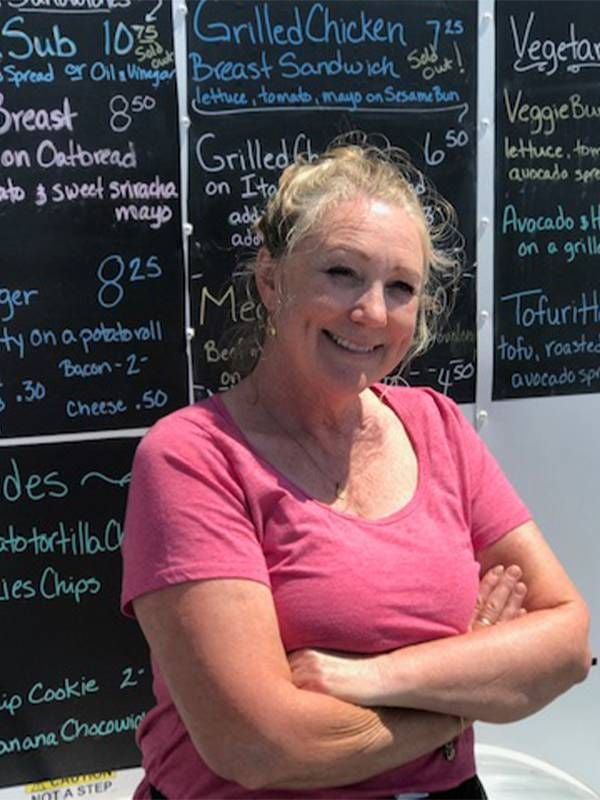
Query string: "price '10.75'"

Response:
xmin=96 ymin=255 xmax=162 ymax=309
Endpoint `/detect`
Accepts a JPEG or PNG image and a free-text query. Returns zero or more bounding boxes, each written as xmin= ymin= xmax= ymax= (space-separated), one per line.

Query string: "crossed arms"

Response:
xmin=134 ymin=520 xmax=591 ymax=791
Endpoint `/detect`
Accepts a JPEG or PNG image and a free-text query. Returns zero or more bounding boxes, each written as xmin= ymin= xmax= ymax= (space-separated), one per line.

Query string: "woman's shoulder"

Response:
xmin=135 ymin=396 xmax=234 ymax=461
xmin=145 ymin=395 xmax=221 ymax=434
xmin=376 ymin=383 xmax=464 ymax=423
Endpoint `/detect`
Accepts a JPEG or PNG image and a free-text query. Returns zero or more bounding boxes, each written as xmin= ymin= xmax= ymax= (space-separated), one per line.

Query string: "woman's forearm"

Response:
xmin=250 ymin=690 xmax=462 ymax=791
xmin=374 ymin=601 xmax=591 ymax=723
xmin=290 ymin=549 xmax=591 ymax=726
xmin=140 ymin=580 xmax=465 ymax=793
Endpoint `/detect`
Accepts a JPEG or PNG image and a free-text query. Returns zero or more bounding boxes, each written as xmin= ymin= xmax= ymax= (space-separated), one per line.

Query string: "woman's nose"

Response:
xmin=349 ymin=284 xmax=388 ymax=327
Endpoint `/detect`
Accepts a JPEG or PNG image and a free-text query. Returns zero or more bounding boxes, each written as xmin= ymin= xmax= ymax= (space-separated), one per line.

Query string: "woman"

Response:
xmin=121 ymin=142 xmax=591 ymax=799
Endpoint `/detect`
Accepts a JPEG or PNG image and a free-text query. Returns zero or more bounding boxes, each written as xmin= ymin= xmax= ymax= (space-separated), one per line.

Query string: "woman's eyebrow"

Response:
xmin=330 ymin=248 xmax=421 ymax=280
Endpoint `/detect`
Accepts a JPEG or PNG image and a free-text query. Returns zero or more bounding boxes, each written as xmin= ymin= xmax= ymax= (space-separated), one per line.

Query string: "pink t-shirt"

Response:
xmin=121 ymin=386 xmax=531 ymax=799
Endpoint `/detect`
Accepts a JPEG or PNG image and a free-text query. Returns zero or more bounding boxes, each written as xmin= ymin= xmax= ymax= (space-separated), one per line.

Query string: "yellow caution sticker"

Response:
xmin=25 ymin=773 xmax=116 ymax=792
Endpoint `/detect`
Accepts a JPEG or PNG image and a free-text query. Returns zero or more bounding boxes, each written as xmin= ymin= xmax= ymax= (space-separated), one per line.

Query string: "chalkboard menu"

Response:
xmin=0 ymin=0 xmax=187 ymax=437
xmin=0 ymin=440 xmax=153 ymax=786
xmin=187 ymin=0 xmax=478 ymax=403
xmin=494 ymin=1 xmax=600 ymax=399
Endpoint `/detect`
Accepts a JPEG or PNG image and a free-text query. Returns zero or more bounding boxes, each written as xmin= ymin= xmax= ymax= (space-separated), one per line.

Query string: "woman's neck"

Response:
xmin=237 ymin=359 xmax=376 ymax=446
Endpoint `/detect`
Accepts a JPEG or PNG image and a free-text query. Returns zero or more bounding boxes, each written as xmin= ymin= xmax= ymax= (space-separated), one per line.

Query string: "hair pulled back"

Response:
xmin=227 ymin=132 xmax=463 ymax=377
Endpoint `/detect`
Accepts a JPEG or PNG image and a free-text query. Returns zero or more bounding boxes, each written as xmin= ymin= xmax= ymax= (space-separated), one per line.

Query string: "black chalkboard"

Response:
xmin=0 ymin=439 xmax=153 ymax=787
xmin=0 ymin=0 xmax=188 ymax=436
xmin=494 ymin=0 xmax=600 ymax=399
xmin=187 ymin=0 xmax=478 ymax=403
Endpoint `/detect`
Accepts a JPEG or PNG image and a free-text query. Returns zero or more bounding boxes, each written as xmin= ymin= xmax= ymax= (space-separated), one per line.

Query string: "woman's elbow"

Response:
xmin=570 ymin=641 xmax=593 ymax=685
xmin=192 ymin=728 xmax=302 ymax=790
xmin=567 ymin=602 xmax=592 ymax=684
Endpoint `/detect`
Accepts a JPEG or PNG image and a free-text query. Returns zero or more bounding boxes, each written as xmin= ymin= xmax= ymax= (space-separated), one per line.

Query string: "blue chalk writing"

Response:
xmin=0 ymin=691 xmax=22 ymax=717
xmin=3 ymin=62 xmax=54 ymax=87
xmin=189 ymin=50 xmax=273 ymax=83
xmin=544 ymin=334 xmax=600 ymax=358
xmin=0 ymin=327 xmax=26 ymax=359
xmin=0 ymin=287 xmax=38 ymax=322
xmin=80 ymin=471 xmax=130 ymax=488
xmin=102 ymin=19 xmax=134 ymax=57
xmin=96 ymin=254 xmax=162 ymax=309
xmin=510 ymin=367 xmax=577 ymax=390
xmin=0 ymin=576 xmax=36 ymax=601
xmin=497 ymin=335 xmax=539 ymax=362
xmin=67 ymin=319 xmax=160 ymax=354
xmin=579 ymin=366 xmax=600 ymax=387
xmin=279 ymin=49 xmax=365 ymax=78
xmin=139 ymin=388 xmax=168 ymax=410
xmin=125 ymin=62 xmax=176 ymax=88
xmin=119 ymin=666 xmax=145 ymax=689
xmin=60 ymin=712 xmax=144 ymax=743
xmin=1 ymin=458 xmax=68 ymax=502
xmin=38 ymin=566 xmax=102 ymax=602
xmin=27 ymin=676 xmax=98 ymax=706
xmin=65 ymin=397 xmax=128 ymax=418
xmin=89 ymin=60 xmax=117 ymax=82
xmin=192 ymin=0 xmax=406 ymax=48
xmin=0 ymin=518 xmax=124 ymax=555
xmin=501 ymin=203 xmax=575 ymax=234
xmin=500 ymin=289 xmax=600 ymax=328
xmin=426 ymin=18 xmax=465 ymax=51
xmin=19 ymin=379 xmax=46 ymax=402
xmin=192 ymin=85 xmax=248 ymax=109
xmin=59 ymin=359 xmax=112 ymax=378
xmin=1 ymin=15 xmax=77 ymax=59
xmin=0 ymin=728 xmax=59 ymax=755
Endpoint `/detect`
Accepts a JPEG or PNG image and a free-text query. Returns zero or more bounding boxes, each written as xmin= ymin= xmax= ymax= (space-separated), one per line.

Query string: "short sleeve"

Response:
xmin=437 ymin=394 xmax=532 ymax=553
xmin=120 ymin=410 xmax=270 ymax=617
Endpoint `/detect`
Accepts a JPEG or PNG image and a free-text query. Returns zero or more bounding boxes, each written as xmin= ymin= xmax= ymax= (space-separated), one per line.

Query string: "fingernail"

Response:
xmin=507 ymin=565 xmax=521 ymax=578
xmin=493 ymin=565 xmax=504 ymax=575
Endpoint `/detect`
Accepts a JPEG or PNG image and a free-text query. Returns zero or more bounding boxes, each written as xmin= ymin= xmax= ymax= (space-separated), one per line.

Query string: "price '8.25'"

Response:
xmin=96 ymin=255 xmax=162 ymax=309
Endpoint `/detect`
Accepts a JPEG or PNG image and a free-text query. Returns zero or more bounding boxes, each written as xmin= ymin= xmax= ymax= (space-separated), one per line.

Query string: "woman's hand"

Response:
xmin=288 ymin=647 xmax=382 ymax=706
xmin=470 ymin=564 xmax=527 ymax=631
xmin=289 ymin=565 xmax=528 ymax=706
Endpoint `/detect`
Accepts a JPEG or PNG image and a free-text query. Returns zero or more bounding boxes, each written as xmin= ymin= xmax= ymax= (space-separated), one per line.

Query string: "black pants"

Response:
xmin=149 ymin=774 xmax=487 ymax=799
xmin=427 ymin=774 xmax=488 ymax=799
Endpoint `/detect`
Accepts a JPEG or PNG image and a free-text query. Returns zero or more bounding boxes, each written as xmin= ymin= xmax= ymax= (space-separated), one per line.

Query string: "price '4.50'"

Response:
xmin=96 ymin=255 xmax=162 ymax=309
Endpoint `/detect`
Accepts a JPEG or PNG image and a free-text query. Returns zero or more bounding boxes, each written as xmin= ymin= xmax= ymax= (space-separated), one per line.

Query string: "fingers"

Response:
xmin=475 ymin=564 xmax=505 ymax=611
xmin=497 ymin=579 xmax=527 ymax=622
xmin=473 ymin=565 xmax=527 ymax=630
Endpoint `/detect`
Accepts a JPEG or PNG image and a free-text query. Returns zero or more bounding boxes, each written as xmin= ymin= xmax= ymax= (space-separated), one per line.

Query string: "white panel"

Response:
xmin=474 ymin=0 xmax=599 ymax=792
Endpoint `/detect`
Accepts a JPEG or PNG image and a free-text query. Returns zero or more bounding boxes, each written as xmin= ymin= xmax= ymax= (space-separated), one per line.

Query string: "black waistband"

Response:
xmin=148 ymin=773 xmax=487 ymax=800
xmin=424 ymin=774 xmax=488 ymax=799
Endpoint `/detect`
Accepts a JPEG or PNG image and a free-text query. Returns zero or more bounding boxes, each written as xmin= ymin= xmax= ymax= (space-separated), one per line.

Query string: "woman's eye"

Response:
xmin=326 ymin=266 xmax=356 ymax=279
xmin=389 ymin=281 xmax=416 ymax=295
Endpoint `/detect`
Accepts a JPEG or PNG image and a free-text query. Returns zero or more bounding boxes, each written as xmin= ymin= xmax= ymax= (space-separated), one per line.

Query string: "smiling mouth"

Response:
xmin=324 ymin=330 xmax=382 ymax=354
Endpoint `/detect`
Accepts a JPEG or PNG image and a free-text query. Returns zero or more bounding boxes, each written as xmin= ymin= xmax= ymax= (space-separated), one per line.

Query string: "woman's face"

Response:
xmin=258 ymin=196 xmax=426 ymax=397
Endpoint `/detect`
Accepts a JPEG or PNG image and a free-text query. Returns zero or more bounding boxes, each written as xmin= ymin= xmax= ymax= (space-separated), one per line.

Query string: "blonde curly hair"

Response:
xmin=227 ymin=133 xmax=463 ymax=375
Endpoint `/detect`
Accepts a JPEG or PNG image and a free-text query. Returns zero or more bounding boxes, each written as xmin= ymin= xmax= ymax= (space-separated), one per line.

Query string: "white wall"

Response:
xmin=473 ymin=0 xmax=599 ymax=790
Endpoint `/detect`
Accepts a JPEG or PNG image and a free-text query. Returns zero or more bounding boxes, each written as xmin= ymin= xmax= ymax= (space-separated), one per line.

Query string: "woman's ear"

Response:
xmin=254 ymin=247 xmax=279 ymax=312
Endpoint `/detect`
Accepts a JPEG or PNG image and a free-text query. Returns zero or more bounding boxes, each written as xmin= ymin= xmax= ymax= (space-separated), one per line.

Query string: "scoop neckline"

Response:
xmin=211 ymin=385 xmax=425 ymax=525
